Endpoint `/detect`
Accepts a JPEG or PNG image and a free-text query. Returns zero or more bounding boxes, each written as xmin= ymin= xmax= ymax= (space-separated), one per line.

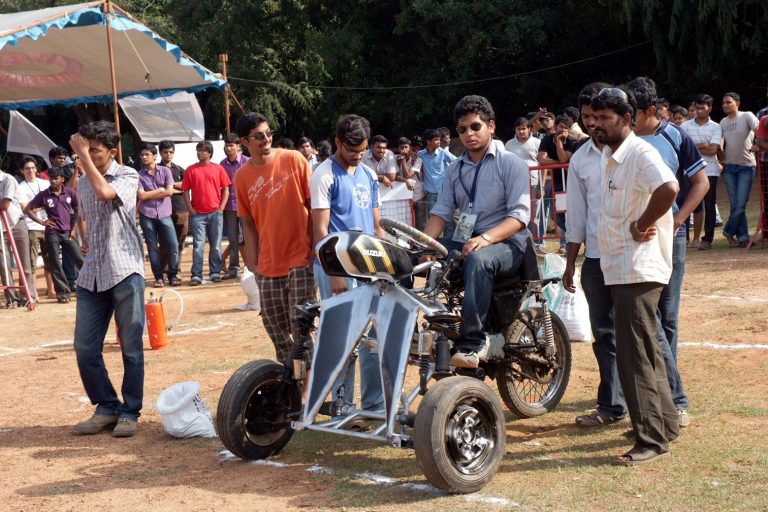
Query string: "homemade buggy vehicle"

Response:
xmin=216 ymin=218 xmax=571 ymax=493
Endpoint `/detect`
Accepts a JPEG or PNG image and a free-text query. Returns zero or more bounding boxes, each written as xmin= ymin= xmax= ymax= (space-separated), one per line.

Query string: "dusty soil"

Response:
xmin=1 ymin=218 xmax=767 ymax=511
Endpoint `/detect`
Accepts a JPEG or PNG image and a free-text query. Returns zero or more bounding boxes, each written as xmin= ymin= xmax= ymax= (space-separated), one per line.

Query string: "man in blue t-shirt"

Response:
xmin=418 ymin=128 xmax=456 ymax=214
xmin=627 ymin=77 xmax=710 ymax=428
xmin=310 ymin=114 xmax=386 ymax=421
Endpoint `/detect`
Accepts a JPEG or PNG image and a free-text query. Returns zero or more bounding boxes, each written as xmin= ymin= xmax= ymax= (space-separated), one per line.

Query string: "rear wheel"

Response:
xmin=216 ymin=360 xmax=300 ymax=460
xmin=414 ymin=376 xmax=505 ymax=493
xmin=497 ymin=307 xmax=571 ymax=418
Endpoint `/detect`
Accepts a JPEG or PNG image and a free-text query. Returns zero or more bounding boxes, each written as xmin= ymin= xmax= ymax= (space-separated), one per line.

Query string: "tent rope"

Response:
xmin=115 ymin=13 xmax=194 ymax=141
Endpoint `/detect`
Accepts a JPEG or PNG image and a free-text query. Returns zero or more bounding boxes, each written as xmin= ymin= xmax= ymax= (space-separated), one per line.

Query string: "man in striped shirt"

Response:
xmin=591 ymin=87 xmax=680 ymax=465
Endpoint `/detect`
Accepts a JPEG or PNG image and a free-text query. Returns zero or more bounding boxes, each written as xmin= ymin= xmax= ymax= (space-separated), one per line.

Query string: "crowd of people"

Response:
xmin=0 ymin=79 xmax=765 ymax=468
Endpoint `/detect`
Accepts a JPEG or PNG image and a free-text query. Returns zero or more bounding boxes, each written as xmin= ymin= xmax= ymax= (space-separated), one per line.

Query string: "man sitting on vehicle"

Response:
xmin=423 ymin=95 xmax=531 ymax=369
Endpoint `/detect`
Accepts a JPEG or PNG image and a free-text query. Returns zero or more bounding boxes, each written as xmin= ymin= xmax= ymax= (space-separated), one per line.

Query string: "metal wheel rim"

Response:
xmin=444 ymin=399 xmax=498 ymax=475
xmin=510 ymin=321 xmax=566 ymax=406
xmin=242 ymin=377 xmax=293 ymax=446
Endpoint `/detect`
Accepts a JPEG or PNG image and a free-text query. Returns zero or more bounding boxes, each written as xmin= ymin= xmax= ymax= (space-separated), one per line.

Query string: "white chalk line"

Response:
xmin=0 ymin=321 xmax=235 ymax=358
xmin=219 ymin=450 xmax=520 ymax=506
xmin=681 ymin=293 xmax=768 ymax=303
xmin=680 ymin=341 xmax=768 ymax=350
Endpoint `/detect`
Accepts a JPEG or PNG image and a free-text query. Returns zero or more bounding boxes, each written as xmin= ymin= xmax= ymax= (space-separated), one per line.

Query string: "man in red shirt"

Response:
xmin=181 ymin=141 xmax=230 ymax=285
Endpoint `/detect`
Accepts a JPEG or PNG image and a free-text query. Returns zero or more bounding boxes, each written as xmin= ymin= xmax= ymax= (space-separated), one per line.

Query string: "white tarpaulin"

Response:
xmin=6 ymin=110 xmax=57 ymax=165
xmin=119 ymin=91 xmax=204 ymax=142
xmin=0 ymin=2 xmax=225 ymax=109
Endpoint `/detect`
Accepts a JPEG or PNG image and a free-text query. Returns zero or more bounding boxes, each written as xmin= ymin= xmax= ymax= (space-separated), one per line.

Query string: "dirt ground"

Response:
xmin=1 ymin=203 xmax=767 ymax=510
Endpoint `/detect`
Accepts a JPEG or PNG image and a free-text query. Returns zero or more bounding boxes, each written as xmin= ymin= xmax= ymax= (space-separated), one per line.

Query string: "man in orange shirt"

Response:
xmin=234 ymin=112 xmax=316 ymax=366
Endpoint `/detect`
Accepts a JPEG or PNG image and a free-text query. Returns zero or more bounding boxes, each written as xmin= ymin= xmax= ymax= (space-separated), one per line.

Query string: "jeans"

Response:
xmin=140 ymin=215 xmax=179 ymax=281
xmin=45 ymin=231 xmax=83 ymax=299
xmin=314 ymin=261 xmax=384 ymax=411
xmin=440 ymin=238 xmax=523 ymax=348
xmin=189 ymin=211 xmax=223 ymax=279
xmin=580 ymin=257 xmax=626 ymax=418
xmin=223 ymin=210 xmax=240 ymax=274
xmin=702 ymin=176 xmax=718 ymax=244
xmin=722 ymin=164 xmax=755 ymax=242
xmin=74 ymin=273 xmax=145 ymax=420
xmin=656 ymin=236 xmax=689 ymax=410
xmin=160 ymin=211 xmax=189 ymax=277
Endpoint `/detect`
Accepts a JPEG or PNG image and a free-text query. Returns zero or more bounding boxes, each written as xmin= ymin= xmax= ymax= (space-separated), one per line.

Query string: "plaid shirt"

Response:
xmin=76 ymin=160 xmax=145 ymax=292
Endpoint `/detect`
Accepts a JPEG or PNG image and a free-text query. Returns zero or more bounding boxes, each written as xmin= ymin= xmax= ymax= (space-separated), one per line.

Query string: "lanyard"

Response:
xmin=458 ymin=157 xmax=483 ymax=212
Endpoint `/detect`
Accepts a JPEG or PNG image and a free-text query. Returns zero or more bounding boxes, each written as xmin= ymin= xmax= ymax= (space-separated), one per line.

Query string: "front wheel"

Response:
xmin=216 ymin=360 xmax=301 ymax=460
xmin=414 ymin=376 xmax=506 ymax=493
xmin=497 ymin=307 xmax=571 ymax=418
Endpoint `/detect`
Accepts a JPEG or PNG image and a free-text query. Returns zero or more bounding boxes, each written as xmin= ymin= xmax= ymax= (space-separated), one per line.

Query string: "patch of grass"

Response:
xmin=733 ymin=406 xmax=768 ymax=417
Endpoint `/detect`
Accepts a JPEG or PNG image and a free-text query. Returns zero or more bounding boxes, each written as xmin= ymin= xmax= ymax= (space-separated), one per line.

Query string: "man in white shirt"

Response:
xmin=591 ymin=87 xmax=680 ymax=466
xmin=362 ymin=135 xmax=397 ymax=187
xmin=15 ymin=157 xmax=51 ymax=301
xmin=719 ymin=92 xmax=759 ymax=246
xmin=1 ymin=169 xmax=31 ymax=308
xmin=505 ymin=117 xmax=544 ymax=252
xmin=563 ymin=82 xmax=630 ymax=428
xmin=681 ymin=94 xmax=723 ymax=250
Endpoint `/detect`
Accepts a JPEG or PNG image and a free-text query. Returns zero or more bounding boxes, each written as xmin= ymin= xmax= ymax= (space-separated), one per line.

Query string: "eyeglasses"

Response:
xmin=598 ymin=88 xmax=629 ymax=101
xmin=342 ymin=143 xmax=366 ymax=156
xmin=244 ymin=130 xmax=274 ymax=142
xmin=456 ymin=122 xmax=484 ymax=134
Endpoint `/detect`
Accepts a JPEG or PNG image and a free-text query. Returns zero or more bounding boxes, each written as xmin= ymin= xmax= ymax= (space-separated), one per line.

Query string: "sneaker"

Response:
xmin=153 ymin=279 xmax=164 ymax=288
xmin=698 ymin=240 xmax=711 ymax=250
xmin=451 ymin=348 xmax=480 ymax=369
xmin=575 ymin=409 xmax=626 ymax=428
xmin=112 ymin=418 xmax=138 ymax=438
xmin=209 ymin=274 xmax=222 ymax=283
xmin=234 ymin=303 xmax=261 ymax=312
xmin=678 ymin=409 xmax=691 ymax=427
xmin=189 ymin=277 xmax=202 ymax=286
xmin=73 ymin=413 xmax=118 ymax=435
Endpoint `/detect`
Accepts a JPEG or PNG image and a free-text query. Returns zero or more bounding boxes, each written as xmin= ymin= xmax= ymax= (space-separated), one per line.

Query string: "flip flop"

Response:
xmin=613 ymin=447 xmax=670 ymax=466
xmin=725 ymin=235 xmax=739 ymax=247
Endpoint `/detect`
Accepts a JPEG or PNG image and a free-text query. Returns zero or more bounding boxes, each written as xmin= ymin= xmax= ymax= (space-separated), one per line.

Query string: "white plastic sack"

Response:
xmin=551 ymin=271 xmax=593 ymax=342
xmin=540 ymin=253 xmax=566 ymax=280
xmin=155 ymin=381 xmax=217 ymax=438
xmin=236 ymin=267 xmax=261 ymax=311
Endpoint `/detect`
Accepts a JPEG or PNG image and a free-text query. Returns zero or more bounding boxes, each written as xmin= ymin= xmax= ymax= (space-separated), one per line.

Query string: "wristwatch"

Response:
xmin=480 ymin=233 xmax=493 ymax=244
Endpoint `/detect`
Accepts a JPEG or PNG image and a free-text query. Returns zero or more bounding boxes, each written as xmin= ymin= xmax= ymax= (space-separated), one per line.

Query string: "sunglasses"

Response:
xmin=598 ymin=87 xmax=628 ymax=101
xmin=244 ymin=130 xmax=274 ymax=142
xmin=456 ymin=122 xmax=484 ymax=134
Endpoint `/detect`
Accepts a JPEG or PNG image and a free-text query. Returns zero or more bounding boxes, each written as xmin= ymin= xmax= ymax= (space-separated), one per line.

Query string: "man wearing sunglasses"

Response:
xmin=234 ymin=112 xmax=316 ymax=369
xmin=590 ymin=87 xmax=680 ymax=465
xmin=423 ymin=95 xmax=531 ymax=369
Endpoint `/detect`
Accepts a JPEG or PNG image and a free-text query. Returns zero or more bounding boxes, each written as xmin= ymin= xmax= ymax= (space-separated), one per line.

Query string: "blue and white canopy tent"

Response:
xmin=0 ymin=1 xmax=225 ymax=157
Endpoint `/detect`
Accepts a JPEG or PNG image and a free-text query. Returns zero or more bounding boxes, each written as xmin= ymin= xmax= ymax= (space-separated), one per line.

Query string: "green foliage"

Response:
xmin=1 ymin=0 xmax=767 ymax=142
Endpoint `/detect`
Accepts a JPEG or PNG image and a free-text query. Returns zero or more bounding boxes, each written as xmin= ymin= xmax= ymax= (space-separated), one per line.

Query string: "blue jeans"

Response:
xmin=656 ymin=236 xmax=689 ymax=410
xmin=581 ymin=257 xmax=627 ymax=418
xmin=189 ymin=211 xmax=223 ymax=279
xmin=440 ymin=238 xmax=523 ymax=348
xmin=314 ymin=261 xmax=384 ymax=411
xmin=74 ymin=273 xmax=145 ymax=420
xmin=140 ymin=215 xmax=179 ymax=281
xmin=722 ymin=164 xmax=755 ymax=242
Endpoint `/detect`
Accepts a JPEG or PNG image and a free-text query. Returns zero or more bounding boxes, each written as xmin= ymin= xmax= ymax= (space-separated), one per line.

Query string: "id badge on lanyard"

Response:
xmin=451 ymin=158 xmax=483 ymax=243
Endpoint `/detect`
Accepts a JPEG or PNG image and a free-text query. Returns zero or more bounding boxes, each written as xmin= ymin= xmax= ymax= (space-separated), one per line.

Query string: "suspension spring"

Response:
xmin=540 ymin=305 xmax=556 ymax=357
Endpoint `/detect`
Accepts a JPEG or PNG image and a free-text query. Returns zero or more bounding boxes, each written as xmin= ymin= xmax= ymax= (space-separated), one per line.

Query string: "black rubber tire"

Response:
xmin=413 ymin=376 xmax=506 ymax=493
xmin=380 ymin=217 xmax=448 ymax=257
xmin=216 ymin=360 xmax=300 ymax=460
xmin=497 ymin=307 xmax=571 ymax=418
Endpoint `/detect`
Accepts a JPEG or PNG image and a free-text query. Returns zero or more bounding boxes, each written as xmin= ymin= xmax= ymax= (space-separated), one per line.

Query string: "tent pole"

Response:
xmin=219 ymin=54 xmax=231 ymax=134
xmin=104 ymin=1 xmax=123 ymax=164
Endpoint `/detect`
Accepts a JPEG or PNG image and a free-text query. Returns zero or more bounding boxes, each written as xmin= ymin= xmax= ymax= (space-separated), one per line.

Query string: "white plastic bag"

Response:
xmin=540 ymin=253 xmax=566 ymax=280
xmin=551 ymin=272 xmax=593 ymax=342
xmin=236 ymin=267 xmax=261 ymax=311
xmin=155 ymin=381 xmax=217 ymax=438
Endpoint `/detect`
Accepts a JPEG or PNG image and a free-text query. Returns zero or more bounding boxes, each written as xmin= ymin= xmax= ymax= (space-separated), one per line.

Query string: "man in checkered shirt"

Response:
xmin=68 ymin=121 xmax=146 ymax=439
